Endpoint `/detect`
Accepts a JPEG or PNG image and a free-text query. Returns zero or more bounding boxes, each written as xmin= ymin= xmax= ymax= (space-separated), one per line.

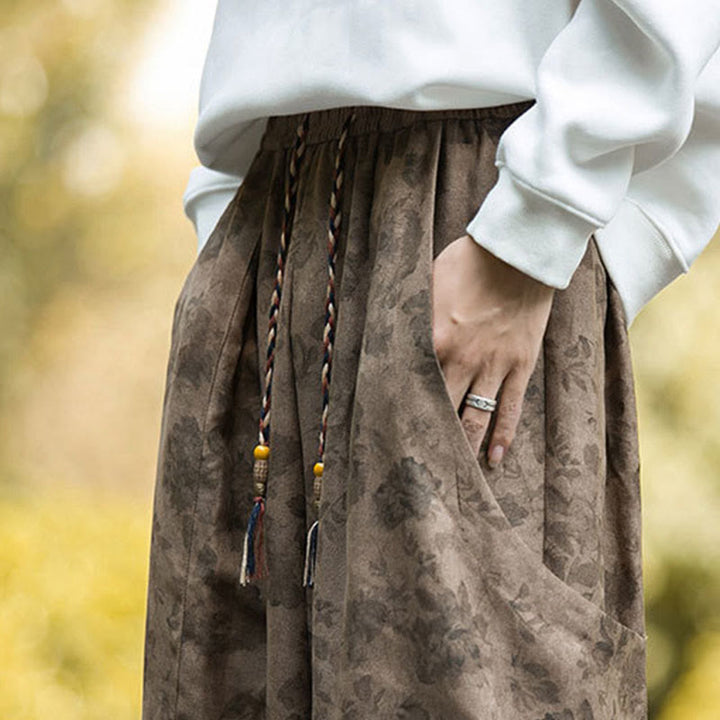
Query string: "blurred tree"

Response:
xmin=1 ymin=0 xmax=157 ymax=464
xmin=647 ymin=560 xmax=720 ymax=716
xmin=1 ymin=1 xmax=196 ymax=717
xmin=0 ymin=0 xmax=195 ymax=491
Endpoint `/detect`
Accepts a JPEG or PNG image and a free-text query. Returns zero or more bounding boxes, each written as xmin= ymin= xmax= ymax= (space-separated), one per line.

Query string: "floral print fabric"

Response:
xmin=142 ymin=103 xmax=648 ymax=720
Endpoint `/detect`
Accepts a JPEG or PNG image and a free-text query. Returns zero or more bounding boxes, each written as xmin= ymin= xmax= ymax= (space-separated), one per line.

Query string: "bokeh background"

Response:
xmin=1 ymin=0 xmax=718 ymax=717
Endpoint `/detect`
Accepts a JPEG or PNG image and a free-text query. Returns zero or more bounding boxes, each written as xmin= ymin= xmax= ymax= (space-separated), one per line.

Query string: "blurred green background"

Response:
xmin=1 ymin=0 xmax=718 ymax=717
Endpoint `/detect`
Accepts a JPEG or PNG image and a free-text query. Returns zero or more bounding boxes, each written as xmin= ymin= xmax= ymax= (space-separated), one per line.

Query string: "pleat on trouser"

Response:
xmin=142 ymin=102 xmax=648 ymax=720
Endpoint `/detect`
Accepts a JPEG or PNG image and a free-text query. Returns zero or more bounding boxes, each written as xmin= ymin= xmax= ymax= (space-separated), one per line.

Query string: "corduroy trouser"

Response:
xmin=142 ymin=101 xmax=648 ymax=719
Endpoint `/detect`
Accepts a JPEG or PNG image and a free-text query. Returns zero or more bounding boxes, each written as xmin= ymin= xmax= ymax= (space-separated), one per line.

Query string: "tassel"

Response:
xmin=240 ymin=496 xmax=266 ymax=584
xmin=303 ymin=461 xmax=324 ymax=588
xmin=302 ymin=519 xmax=319 ymax=587
xmin=303 ymin=112 xmax=356 ymax=589
xmin=240 ymin=114 xmax=309 ymax=587
xmin=239 ymin=445 xmax=270 ymax=586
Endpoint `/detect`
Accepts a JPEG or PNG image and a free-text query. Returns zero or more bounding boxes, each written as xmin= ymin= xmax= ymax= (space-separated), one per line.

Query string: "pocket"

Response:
xmin=166 ymin=150 xmax=277 ymax=413
xmin=190 ymin=144 xmax=278 ymax=276
xmin=418 ymin=228 xmax=648 ymax=703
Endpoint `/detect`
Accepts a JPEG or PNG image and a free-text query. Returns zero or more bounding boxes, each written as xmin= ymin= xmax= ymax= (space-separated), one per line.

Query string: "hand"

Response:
xmin=431 ymin=234 xmax=555 ymax=467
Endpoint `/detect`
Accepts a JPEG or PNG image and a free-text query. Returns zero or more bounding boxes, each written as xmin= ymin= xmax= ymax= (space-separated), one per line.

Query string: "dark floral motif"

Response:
xmin=373 ymin=457 xmax=442 ymax=529
xmin=143 ymin=105 xmax=647 ymax=720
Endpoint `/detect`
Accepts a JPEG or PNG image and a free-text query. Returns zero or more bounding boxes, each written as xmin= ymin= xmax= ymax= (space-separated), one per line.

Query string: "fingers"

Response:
xmin=458 ymin=376 xmax=503 ymax=460
xmin=441 ymin=362 xmax=473 ymax=413
xmin=457 ymin=365 xmax=530 ymax=468
xmin=485 ymin=366 xmax=530 ymax=468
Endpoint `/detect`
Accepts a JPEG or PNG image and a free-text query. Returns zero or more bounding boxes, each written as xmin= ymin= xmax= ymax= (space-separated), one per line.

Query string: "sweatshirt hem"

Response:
xmin=594 ymin=200 xmax=688 ymax=327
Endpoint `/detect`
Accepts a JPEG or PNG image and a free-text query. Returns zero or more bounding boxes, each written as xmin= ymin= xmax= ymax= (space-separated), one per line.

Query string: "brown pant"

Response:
xmin=142 ymin=103 xmax=648 ymax=719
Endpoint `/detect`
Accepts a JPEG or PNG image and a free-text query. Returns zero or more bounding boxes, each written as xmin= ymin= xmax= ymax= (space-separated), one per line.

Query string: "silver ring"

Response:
xmin=463 ymin=392 xmax=497 ymax=412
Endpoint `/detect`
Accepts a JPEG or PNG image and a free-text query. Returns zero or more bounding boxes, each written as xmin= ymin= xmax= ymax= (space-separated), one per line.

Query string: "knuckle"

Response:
xmin=491 ymin=425 xmax=514 ymax=448
xmin=501 ymin=397 xmax=523 ymax=419
xmin=461 ymin=415 xmax=487 ymax=438
xmin=468 ymin=352 xmax=495 ymax=377
xmin=494 ymin=404 xmax=523 ymax=441
xmin=515 ymin=349 xmax=537 ymax=372
xmin=483 ymin=347 xmax=503 ymax=369
xmin=494 ymin=417 xmax=515 ymax=438
xmin=458 ymin=353 xmax=479 ymax=375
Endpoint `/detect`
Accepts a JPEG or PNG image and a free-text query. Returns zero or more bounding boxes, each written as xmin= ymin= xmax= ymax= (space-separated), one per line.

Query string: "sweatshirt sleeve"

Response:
xmin=183 ymin=116 xmax=268 ymax=254
xmin=594 ymin=45 xmax=720 ymax=327
xmin=465 ymin=0 xmax=720 ymax=290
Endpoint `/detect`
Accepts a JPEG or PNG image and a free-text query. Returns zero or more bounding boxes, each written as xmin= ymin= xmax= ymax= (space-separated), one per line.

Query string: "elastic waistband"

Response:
xmin=260 ymin=100 xmax=535 ymax=150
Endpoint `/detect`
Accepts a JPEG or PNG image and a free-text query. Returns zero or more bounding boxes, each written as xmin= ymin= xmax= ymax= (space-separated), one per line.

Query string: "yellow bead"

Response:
xmin=313 ymin=462 xmax=324 ymax=477
xmin=254 ymin=444 xmax=270 ymax=460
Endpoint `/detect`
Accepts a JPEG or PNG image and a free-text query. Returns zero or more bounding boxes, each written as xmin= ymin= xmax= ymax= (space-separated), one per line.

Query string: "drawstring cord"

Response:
xmin=239 ymin=113 xmax=310 ymax=586
xmin=303 ymin=111 xmax=356 ymax=588
xmin=239 ymin=109 xmax=356 ymax=588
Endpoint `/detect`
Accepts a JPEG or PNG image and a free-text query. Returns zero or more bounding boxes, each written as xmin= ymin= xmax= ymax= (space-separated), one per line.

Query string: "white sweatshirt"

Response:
xmin=184 ymin=1 xmax=720 ymax=327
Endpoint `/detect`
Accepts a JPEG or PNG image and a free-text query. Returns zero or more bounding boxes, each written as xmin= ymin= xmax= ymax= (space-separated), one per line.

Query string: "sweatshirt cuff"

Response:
xmin=593 ymin=199 xmax=689 ymax=328
xmin=465 ymin=164 xmax=599 ymax=289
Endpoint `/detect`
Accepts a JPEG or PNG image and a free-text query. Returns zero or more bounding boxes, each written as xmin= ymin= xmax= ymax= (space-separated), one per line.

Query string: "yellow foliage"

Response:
xmin=0 ymin=485 xmax=151 ymax=719
xmin=657 ymin=633 xmax=720 ymax=720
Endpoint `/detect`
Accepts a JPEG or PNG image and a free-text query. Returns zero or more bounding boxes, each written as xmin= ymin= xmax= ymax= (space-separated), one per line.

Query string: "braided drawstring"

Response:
xmin=303 ymin=110 xmax=357 ymax=588
xmin=238 ymin=109 xmax=356 ymax=588
xmin=239 ymin=113 xmax=310 ymax=586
